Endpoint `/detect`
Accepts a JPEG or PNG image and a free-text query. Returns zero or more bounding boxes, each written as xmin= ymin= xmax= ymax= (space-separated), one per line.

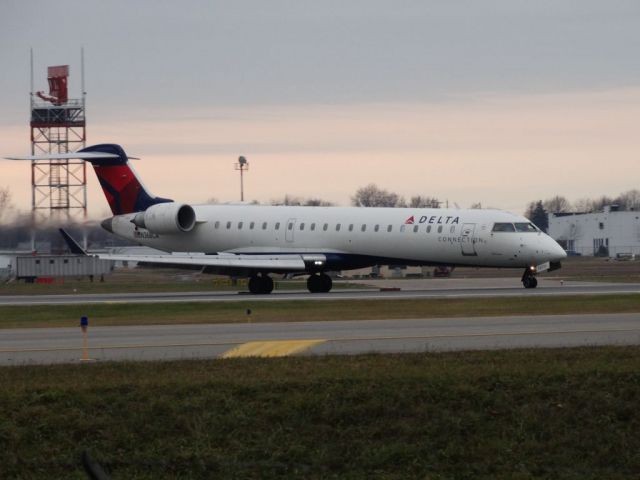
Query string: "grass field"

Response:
xmin=1 ymin=294 xmax=640 ymax=329
xmin=1 ymin=347 xmax=639 ymax=479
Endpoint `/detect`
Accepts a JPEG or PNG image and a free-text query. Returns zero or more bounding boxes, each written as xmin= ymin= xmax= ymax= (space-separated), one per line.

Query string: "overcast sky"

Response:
xmin=1 ymin=0 xmax=639 ymax=217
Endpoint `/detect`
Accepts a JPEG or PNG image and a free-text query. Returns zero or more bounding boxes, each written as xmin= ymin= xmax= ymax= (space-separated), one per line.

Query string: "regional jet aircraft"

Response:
xmin=6 ymin=144 xmax=566 ymax=293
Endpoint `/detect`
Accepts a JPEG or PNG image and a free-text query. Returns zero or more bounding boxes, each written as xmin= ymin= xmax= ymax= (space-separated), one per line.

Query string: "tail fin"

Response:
xmin=79 ymin=144 xmax=172 ymax=215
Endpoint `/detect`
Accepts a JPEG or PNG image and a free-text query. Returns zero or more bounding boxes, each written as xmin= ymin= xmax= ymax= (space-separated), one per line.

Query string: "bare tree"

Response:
xmin=408 ymin=195 xmax=441 ymax=208
xmin=614 ymin=189 xmax=640 ymax=211
xmin=0 ymin=186 xmax=14 ymax=224
xmin=572 ymin=198 xmax=594 ymax=213
xmin=351 ymin=184 xmax=405 ymax=207
xmin=590 ymin=195 xmax=615 ymax=212
xmin=270 ymin=194 xmax=334 ymax=206
xmin=303 ymin=198 xmax=334 ymax=207
xmin=543 ymin=195 xmax=572 ymax=213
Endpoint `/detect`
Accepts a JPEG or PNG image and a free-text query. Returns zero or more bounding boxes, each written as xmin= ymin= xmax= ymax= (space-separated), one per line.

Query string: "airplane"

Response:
xmin=6 ymin=144 xmax=567 ymax=293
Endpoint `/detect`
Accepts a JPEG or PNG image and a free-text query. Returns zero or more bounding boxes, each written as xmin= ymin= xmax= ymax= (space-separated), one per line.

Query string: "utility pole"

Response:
xmin=235 ymin=156 xmax=249 ymax=201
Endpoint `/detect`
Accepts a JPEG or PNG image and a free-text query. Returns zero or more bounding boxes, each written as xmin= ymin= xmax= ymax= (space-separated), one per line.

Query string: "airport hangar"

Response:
xmin=548 ymin=205 xmax=640 ymax=258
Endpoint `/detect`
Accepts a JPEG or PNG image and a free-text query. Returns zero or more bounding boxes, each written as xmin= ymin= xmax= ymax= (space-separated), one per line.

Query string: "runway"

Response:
xmin=1 ymin=313 xmax=639 ymax=365
xmin=1 ymin=279 xmax=639 ymax=306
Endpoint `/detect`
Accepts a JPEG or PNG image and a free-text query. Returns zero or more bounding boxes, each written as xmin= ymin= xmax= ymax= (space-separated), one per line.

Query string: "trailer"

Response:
xmin=16 ymin=255 xmax=113 ymax=282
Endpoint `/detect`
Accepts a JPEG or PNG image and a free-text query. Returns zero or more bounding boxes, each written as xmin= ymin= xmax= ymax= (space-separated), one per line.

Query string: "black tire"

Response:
xmin=319 ymin=273 xmax=332 ymax=293
xmin=248 ymin=275 xmax=261 ymax=294
xmin=307 ymin=274 xmax=322 ymax=293
xmin=248 ymin=275 xmax=274 ymax=294
xmin=262 ymin=275 xmax=274 ymax=294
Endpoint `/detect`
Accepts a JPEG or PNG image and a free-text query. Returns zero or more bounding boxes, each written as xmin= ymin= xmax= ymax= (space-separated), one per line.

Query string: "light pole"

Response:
xmin=235 ymin=156 xmax=249 ymax=201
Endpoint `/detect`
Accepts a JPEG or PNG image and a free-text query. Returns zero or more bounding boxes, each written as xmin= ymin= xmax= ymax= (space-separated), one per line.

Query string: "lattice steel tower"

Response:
xmin=30 ymin=49 xmax=87 ymax=222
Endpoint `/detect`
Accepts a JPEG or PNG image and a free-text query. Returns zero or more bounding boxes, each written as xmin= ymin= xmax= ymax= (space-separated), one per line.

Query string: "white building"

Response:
xmin=548 ymin=206 xmax=640 ymax=257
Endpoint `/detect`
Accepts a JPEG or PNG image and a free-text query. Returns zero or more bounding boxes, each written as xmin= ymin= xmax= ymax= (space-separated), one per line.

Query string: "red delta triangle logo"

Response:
xmin=404 ymin=216 xmax=415 ymax=225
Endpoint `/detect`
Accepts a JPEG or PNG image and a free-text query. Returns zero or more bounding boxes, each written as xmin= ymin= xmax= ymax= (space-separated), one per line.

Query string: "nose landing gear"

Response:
xmin=521 ymin=267 xmax=538 ymax=289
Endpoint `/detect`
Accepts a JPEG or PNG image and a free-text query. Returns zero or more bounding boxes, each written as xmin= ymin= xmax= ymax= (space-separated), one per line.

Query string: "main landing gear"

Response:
xmin=248 ymin=274 xmax=274 ymax=294
xmin=521 ymin=267 xmax=538 ymax=289
xmin=247 ymin=273 xmax=333 ymax=294
xmin=307 ymin=273 xmax=332 ymax=293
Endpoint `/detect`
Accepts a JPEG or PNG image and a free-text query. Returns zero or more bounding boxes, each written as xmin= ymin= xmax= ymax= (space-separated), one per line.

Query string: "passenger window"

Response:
xmin=226 ymin=221 xmax=231 ymax=229
xmin=323 ymin=223 xmax=328 ymax=231
xmin=413 ymin=225 xmax=419 ymax=233
xmin=437 ymin=226 xmax=443 ymax=233
xmin=310 ymin=223 xmax=316 ymax=231
xmin=36 ymin=260 xmax=40 ymax=264
xmin=262 ymin=222 xmax=267 ymax=230
xmin=374 ymin=224 xmax=380 ymax=232
xmin=275 ymin=222 xmax=280 ymax=230
xmin=450 ymin=226 xmax=455 ymax=233
xmin=427 ymin=225 xmax=431 ymax=233
xmin=299 ymin=223 xmax=305 ymax=231
xmin=238 ymin=222 xmax=243 ymax=229
xmin=288 ymin=222 xmax=294 ymax=230
xmin=348 ymin=224 xmax=354 ymax=232
xmin=492 ymin=223 xmax=516 ymax=232
xmin=361 ymin=224 xmax=366 ymax=232
xmin=387 ymin=225 xmax=392 ymax=232
xmin=400 ymin=225 xmax=406 ymax=232
xmin=214 ymin=221 xmax=220 ymax=229
xmin=336 ymin=224 xmax=341 ymax=231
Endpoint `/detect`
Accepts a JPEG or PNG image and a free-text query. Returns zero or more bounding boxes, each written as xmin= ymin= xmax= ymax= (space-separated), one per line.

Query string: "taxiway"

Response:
xmin=1 ymin=312 xmax=639 ymax=365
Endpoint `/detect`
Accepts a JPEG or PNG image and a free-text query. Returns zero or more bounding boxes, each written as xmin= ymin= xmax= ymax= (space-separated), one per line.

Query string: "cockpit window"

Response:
xmin=492 ymin=223 xmax=516 ymax=232
xmin=514 ymin=222 xmax=539 ymax=232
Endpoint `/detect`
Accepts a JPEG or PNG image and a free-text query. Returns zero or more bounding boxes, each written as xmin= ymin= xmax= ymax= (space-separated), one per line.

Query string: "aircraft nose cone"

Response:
xmin=101 ymin=217 xmax=114 ymax=233
xmin=546 ymin=236 xmax=567 ymax=261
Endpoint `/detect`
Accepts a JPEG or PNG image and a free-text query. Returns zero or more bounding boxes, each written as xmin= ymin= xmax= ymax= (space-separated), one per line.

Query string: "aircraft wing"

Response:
xmin=94 ymin=252 xmax=324 ymax=274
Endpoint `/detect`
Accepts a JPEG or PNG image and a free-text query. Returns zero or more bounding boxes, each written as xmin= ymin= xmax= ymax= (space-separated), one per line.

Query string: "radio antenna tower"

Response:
xmin=29 ymin=48 xmax=87 ymax=227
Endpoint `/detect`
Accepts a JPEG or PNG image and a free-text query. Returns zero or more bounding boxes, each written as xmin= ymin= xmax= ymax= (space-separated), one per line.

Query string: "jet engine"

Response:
xmin=132 ymin=203 xmax=196 ymax=234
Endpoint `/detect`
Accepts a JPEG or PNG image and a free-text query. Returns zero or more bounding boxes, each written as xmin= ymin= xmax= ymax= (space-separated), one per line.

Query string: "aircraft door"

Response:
xmin=461 ymin=223 xmax=478 ymax=256
xmin=286 ymin=218 xmax=296 ymax=242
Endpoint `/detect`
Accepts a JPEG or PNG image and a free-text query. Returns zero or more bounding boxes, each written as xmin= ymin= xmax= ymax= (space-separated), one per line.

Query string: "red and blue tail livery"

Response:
xmin=79 ymin=144 xmax=172 ymax=215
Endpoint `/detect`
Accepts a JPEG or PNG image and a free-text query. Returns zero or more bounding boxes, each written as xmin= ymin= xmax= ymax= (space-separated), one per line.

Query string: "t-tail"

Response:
xmin=79 ymin=144 xmax=172 ymax=215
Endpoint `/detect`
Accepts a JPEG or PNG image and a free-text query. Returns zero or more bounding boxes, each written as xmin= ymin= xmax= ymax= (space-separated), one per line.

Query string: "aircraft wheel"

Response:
xmin=319 ymin=273 xmax=332 ymax=293
xmin=307 ymin=273 xmax=332 ymax=293
xmin=249 ymin=274 xmax=273 ymax=294
xmin=262 ymin=275 xmax=274 ymax=294
xmin=522 ymin=276 xmax=538 ymax=289
xmin=307 ymin=274 xmax=321 ymax=293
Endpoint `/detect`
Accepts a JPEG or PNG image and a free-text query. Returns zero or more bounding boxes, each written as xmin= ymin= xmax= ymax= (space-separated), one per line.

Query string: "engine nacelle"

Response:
xmin=132 ymin=203 xmax=196 ymax=234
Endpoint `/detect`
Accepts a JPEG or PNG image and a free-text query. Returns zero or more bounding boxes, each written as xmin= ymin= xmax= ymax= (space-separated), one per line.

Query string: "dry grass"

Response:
xmin=1 ymin=294 xmax=639 ymax=329
xmin=1 ymin=347 xmax=639 ymax=479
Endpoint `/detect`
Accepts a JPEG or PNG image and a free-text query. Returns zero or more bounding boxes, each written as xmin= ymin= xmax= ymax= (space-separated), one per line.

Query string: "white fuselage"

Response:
xmin=108 ymin=205 xmax=566 ymax=270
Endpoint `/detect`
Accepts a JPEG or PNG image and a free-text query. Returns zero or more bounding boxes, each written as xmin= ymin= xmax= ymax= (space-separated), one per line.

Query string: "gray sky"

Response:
xmin=1 ymin=0 xmax=639 ymax=216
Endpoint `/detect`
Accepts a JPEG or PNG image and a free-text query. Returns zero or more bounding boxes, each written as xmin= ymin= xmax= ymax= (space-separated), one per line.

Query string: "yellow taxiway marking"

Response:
xmin=221 ymin=340 xmax=326 ymax=358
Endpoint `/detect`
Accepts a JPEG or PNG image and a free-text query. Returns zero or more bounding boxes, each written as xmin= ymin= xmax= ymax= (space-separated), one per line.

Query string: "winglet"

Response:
xmin=59 ymin=228 xmax=87 ymax=255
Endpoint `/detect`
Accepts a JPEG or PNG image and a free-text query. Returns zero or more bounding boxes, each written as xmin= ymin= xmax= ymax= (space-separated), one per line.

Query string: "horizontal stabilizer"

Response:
xmin=4 ymin=152 xmax=120 ymax=161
